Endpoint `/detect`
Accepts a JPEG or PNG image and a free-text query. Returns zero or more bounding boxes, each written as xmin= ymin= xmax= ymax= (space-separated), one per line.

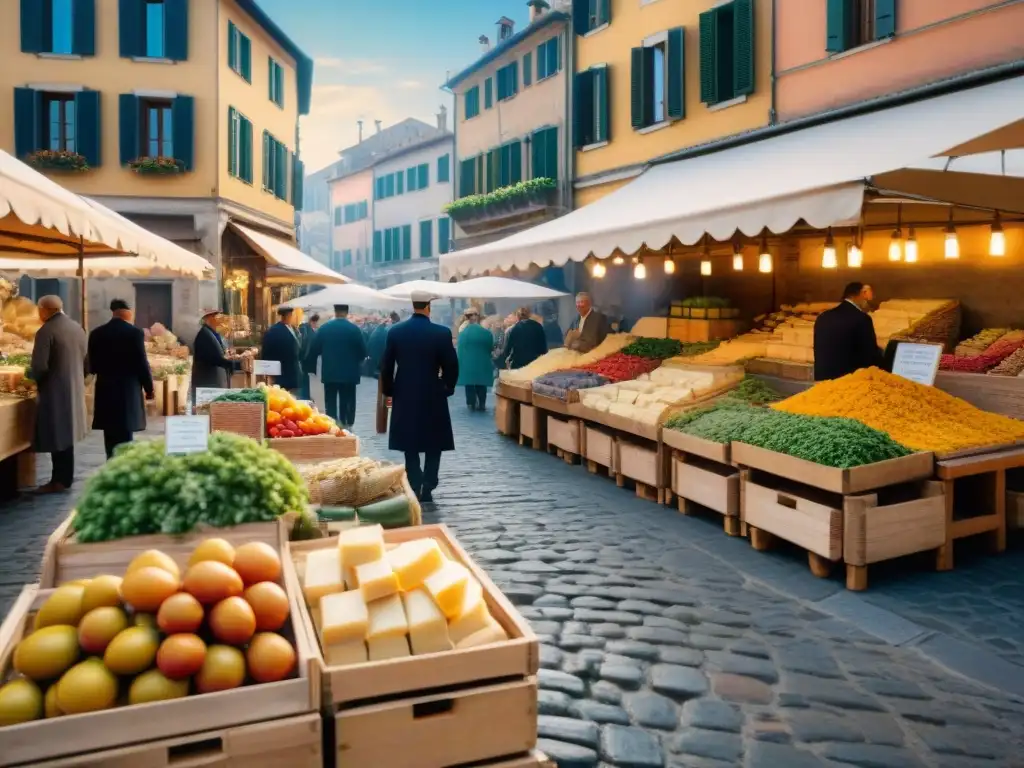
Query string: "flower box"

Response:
xmin=129 ymin=156 xmax=185 ymax=174
xmin=26 ymin=150 xmax=88 ymax=172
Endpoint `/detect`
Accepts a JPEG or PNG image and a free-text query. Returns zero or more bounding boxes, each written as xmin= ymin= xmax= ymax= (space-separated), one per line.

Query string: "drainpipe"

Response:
xmin=769 ymin=0 xmax=777 ymax=125
xmin=441 ymin=82 xmax=457 ymax=262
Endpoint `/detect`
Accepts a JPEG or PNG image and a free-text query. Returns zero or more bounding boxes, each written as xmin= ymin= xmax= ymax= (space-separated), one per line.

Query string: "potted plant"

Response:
xmin=129 ymin=156 xmax=185 ymax=175
xmin=26 ymin=150 xmax=89 ymax=172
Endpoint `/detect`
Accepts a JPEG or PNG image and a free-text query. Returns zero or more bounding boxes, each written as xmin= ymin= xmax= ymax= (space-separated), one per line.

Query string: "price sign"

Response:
xmin=165 ymin=415 xmax=210 ymax=455
xmin=892 ymin=342 xmax=943 ymax=386
xmin=195 ymin=388 xmax=230 ymax=407
xmin=253 ymin=359 xmax=282 ymax=376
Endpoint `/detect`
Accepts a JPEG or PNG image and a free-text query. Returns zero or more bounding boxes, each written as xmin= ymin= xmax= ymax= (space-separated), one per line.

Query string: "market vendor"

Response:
xmin=813 ymin=282 xmax=884 ymax=381
xmin=565 ymin=292 xmax=609 ymax=353
xmin=192 ymin=309 xmax=246 ymax=394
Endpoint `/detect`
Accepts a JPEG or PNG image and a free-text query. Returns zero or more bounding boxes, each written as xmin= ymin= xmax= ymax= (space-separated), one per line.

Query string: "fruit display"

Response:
xmin=574 ymin=352 xmax=661 ymax=383
xmin=72 ymin=432 xmax=307 ymax=542
xmin=532 ymin=371 xmax=609 ymax=401
xmin=298 ymin=525 xmax=509 ymax=666
xmin=0 ymin=540 xmax=296 ymax=726
xmin=578 ymin=367 xmax=740 ymax=425
xmin=264 ymin=384 xmax=347 ymax=439
xmin=144 ymin=323 xmax=190 ymax=360
xmin=940 ymin=330 xmax=1024 ymax=374
xmin=772 ymin=367 xmax=1024 ymax=454
xmin=1 ymin=297 xmax=42 ymax=341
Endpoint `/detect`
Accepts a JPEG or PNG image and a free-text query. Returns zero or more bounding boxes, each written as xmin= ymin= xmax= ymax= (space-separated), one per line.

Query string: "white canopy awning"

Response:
xmin=282 ymin=283 xmax=405 ymax=311
xmin=230 ymin=223 xmax=350 ymax=285
xmin=441 ymin=76 xmax=1024 ymax=278
xmin=380 ymin=277 xmax=567 ymax=300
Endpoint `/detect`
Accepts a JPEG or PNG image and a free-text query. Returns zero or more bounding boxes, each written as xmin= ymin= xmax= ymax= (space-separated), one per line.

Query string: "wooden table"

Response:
xmin=0 ymin=396 xmax=36 ymax=496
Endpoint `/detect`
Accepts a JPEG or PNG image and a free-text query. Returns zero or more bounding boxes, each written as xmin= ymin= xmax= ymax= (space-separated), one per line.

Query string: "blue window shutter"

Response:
xmin=485 ymin=78 xmax=493 ymax=109
xmin=385 ymin=173 xmax=395 ymax=197
xmin=496 ymin=68 xmax=505 ymax=101
xmin=825 ymin=0 xmax=853 ymax=52
xmin=164 ymin=0 xmax=188 ymax=60
xmin=510 ymin=141 xmax=522 ymax=184
xmin=118 ymin=0 xmax=143 ymax=57
xmin=419 ymin=220 xmax=432 ymax=258
xmin=397 ymin=170 xmax=404 ymax=194
xmin=171 ymin=95 xmax=194 ymax=169
xmin=546 ymin=127 xmax=558 ymax=181
xmin=874 ymin=0 xmax=896 ymax=39
xmin=550 ymin=37 xmax=560 ymax=74
xmin=228 ymin=21 xmax=237 ymax=68
xmin=732 ymin=0 xmax=755 ymax=97
xmin=437 ymin=154 xmax=450 ymax=183
xmin=666 ymin=27 xmax=685 ymax=120
xmin=373 ymin=230 xmax=383 ymax=261
xmin=240 ymin=34 xmax=252 ymax=81
xmin=20 ymin=0 xmax=50 ymax=53
xmin=13 ymin=88 xmax=42 ymax=159
xmin=698 ymin=9 xmax=718 ymax=105
xmin=599 ymin=0 xmax=611 ymax=26
xmin=595 ymin=67 xmax=610 ymax=143
xmin=74 ymin=90 xmax=101 ymax=167
xmin=227 ymin=107 xmax=237 ymax=176
xmin=630 ymin=47 xmax=647 ymax=129
xmin=72 ymin=0 xmax=96 ymax=56
xmin=418 ymin=164 xmax=428 ymax=189
xmin=572 ymin=0 xmax=588 ymax=36
xmin=402 ymin=225 xmax=412 ymax=260
xmin=438 ymin=217 xmax=450 ymax=255
xmin=242 ymin=117 xmax=253 ymax=183
xmin=119 ymin=93 xmax=140 ymax=164
xmin=406 ymin=167 xmax=415 ymax=191
xmin=524 ymin=53 xmax=533 ymax=86
xmin=573 ymin=70 xmax=594 ymax=148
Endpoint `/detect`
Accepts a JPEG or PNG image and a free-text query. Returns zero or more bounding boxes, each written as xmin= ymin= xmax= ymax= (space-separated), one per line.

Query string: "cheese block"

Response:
xmin=447 ymin=578 xmax=490 ymax=645
xmin=320 ymin=590 xmax=369 ymax=646
xmin=368 ymin=634 xmax=411 ymax=661
xmin=325 ymin=640 xmax=367 ymax=667
xmin=303 ymin=548 xmax=345 ymax=604
xmin=367 ymin=593 xmax=408 ymax=641
xmin=388 ymin=538 xmax=445 ymax=591
xmin=338 ymin=524 xmax=386 ymax=569
xmin=402 ymin=588 xmax=453 ymax=655
xmin=355 ymin=558 xmax=400 ymax=602
xmin=455 ymin=616 xmax=509 ymax=649
xmin=424 ymin=561 xmax=471 ymax=619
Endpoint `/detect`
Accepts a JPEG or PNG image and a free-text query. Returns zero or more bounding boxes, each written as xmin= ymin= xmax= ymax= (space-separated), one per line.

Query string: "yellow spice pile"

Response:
xmin=771 ymin=367 xmax=1024 ymax=453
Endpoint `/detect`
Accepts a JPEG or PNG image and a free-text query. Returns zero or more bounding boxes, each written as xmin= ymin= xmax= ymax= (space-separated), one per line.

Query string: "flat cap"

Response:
xmin=410 ymin=290 xmax=439 ymax=303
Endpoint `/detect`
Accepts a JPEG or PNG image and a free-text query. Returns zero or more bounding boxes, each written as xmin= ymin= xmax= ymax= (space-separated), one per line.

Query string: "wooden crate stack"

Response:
xmin=663 ymin=431 xmax=742 ymax=536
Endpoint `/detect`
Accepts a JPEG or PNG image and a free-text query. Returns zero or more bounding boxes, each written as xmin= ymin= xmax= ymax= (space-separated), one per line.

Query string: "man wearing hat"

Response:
xmin=380 ymin=291 xmax=459 ymax=503
xmin=305 ymin=304 xmax=366 ymax=428
xmin=192 ymin=308 xmax=244 ymax=395
xmin=260 ymin=306 xmax=303 ymax=394
xmin=87 ymin=299 xmax=155 ymax=459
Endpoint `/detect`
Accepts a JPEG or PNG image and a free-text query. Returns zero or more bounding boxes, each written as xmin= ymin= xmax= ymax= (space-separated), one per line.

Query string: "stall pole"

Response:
xmin=77 ymin=237 xmax=88 ymax=330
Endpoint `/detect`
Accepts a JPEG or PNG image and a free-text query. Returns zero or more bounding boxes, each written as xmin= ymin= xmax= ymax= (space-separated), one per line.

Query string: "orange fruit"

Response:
xmin=156 ymin=634 xmax=207 ymax=680
xmin=209 ymin=597 xmax=256 ymax=645
xmin=157 ymin=592 xmax=204 ymax=634
xmin=120 ymin=566 xmax=180 ymax=612
xmin=246 ymin=633 xmax=296 ymax=683
xmin=244 ymin=582 xmax=290 ymax=631
xmin=183 ymin=561 xmax=244 ymax=605
xmin=232 ymin=543 xmax=282 ymax=586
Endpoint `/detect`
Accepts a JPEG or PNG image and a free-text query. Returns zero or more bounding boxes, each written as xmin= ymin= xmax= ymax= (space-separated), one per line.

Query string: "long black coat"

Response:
xmin=191 ymin=324 xmax=239 ymax=392
xmin=813 ymin=301 xmax=884 ymax=381
xmin=29 ymin=312 xmax=88 ymax=453
xmin=500 ymin=318 xmax=548 ymax=369
xmin=380 ymin=314 xmax=459 ymax=453
xmin=88 ymin=318 xmax=153 ymax=432
xmin=260 ymin=322 xmax=302 ymax=390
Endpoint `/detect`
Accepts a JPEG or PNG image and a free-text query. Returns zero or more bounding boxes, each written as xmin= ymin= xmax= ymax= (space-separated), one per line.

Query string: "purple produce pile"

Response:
xmin=532 ymin=370 xmax=610 ymax=401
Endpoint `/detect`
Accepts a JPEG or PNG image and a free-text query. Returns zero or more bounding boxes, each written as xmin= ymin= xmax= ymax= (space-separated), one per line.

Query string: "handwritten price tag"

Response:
xmin=165 ymin=415 xmax=210 ymax=455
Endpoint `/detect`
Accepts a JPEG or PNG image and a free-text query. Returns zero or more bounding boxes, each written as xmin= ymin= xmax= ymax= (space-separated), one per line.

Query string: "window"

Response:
xmin=23 ymin=0 xmax=100 ymax=57
xmin=651 ymin=43 xmax=666 ymax=124
xmin=334 ymin=207 xmax=342 ymax=226
xmin=141 ymin=99 xmax=173 ymax=158
xmin=523 ymin=53 xmax=533 ymax=87
xmin=531 ymin=126 xmax=558 ymax=181
xmin=573 ymin=0 xmax=610 ymax=35
xmin=419 ymin=220 xmax=433 ymax=259
xmin=44 ymin=95 xmax=76 ymax=153
xmin=407 ymin=163 xmax=429 ymax=192
xmin=373 ymin=230 xmax=383 ymax=262
xmin=262 ymin=131 xmax=290 ymax=200
xmin=342 ymin=249 xmax=353 ymax=267
xmin=459 ymin=157 xmax=476 ymax=197
xmin=484 ymin=78 xmax=493 ymax=109
xmin=402 ymin=225 xmax=412 ymax=260
xmin=497 ymin=62 xmax=519 ymax=101
xmin=228 ymin=21 xmax=252 ymax=81
xmin=699 ymin=0 xmax=754 ymax=106
xmin=573 ymin=66 xmax=609 ymax=147
xmin=52 ymin=0 xmax=74 ymax=54
xmin=437 ymin=154 xmax=450 ymax=183
xmin=228 ymin=107 xmax=253 ymax=183
xmin=269 ymin=58 xmax=285 ymax=107
xmin=385 ymin=173 xmax=395 ymax=197
xmin=379 ymin=226 xmax=409 ymax=262
xmin=438 ymin=217 xmax=451 ymax=255
xmin=115 ymin=0 xmax=187 ymax=61
xmin=342 ymin=201 xmax=368 ymax=223
xmin=826 ymin=0 xmax=896 ymax=53
xmin=536 ymin=37 xmax=561 ymax=80
xmin=119 ymin=94 xmax=192 ymax=168
xmin=464 ymin=86 xmax=480 ymax=120
xmin=630 ymin=28 xmax=684 ymax=130
xmin=144 ymin=0 xmax=165 ymax=58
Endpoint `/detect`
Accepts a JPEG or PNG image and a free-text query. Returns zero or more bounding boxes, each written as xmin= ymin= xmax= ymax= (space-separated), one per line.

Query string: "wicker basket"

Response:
xmin=353 ymin=464 xmax=408 ymax=506
xmin=891 ymin=301 xmax=962 ymax=352
xmin=270 ymin=434 xmax=360 ymax=463
xmin=209 ymin=402 xmax=266 ymax=441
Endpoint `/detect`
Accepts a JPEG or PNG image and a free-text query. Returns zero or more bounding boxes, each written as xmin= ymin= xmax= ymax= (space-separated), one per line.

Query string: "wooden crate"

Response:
xmin=0 ymin=396 xmax=36 ymax=491
xmin=495 ymin=395 xmax=519 ymax=437
xmin=1009 ymin=490 xmax=1024 ymax=531
xmin=495 ymin=381 xmax=533 ymax=404
xmin=671 ymin=455 xmax=741 ymax=536
xmin=546 ymin=416 xmax=580 ymax=463
xmin=531 ymin=393 xmax=571 ymax=417
xmin=0 ymin=581 xmax=318 ymax=766
xmin=583 ymin=425 xmax=615 ymax=475
xmin=662 ymin=430 xmax=730 ymax=464
xmin=210 ymin=401 xmax=266 ymax=441
xmin=615 ymin=439 xmax=665 ymax=504
xmin=270 ymin=434 xmax=360 ymax=464
xmin=518 ymin=405 xmax=546 ymax=450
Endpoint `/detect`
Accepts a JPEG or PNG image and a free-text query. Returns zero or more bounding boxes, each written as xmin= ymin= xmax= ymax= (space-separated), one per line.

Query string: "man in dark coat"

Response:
xmin=88 ymin=299 xmax=155 ymax=459
xmin=191 ymin=309 xmax=242 ymax=396
xmin=498 ymin=307 xmax=548 ymax=369
xmin=305 ymin=304 xmax=367 ymax=428
xmin=566 ymin=292 xmax=609 ymax=353
xmin=380 ymin=291 xmax=459 ymax=503
xmin=813 ymin=282 xmax=884 ymax=381
xmin=368 ymin=312 xmax=399 ymax=376
xmin=298 ymin=312 xmax=320 ymax=400
xmin=28 ymin=295 xmax=87 ymax=493
xmin=260 ymin=307 xmax=302 ymax=393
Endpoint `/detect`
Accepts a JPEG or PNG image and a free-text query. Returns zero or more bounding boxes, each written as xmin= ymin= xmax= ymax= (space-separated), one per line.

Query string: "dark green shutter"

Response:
xmin=241 ymin=117 xmax=253 ymax=183
xmin=119 ymin=0 xmax=143 ymax=57
xmin=402 ymin=225 xmax=412 ymax=259
xmin=172 ymin=95 xmax=194 ymax=169
xmin=825 ymin=0 xmax=853 ymax=52
xmin=572 ymin=0 xmax=589 ymax=36
xmin=373 ymin=230 xmax=383 ymax=261
xmin=732 ymin=0 xmax=755 ymax=97
xmin=485 ymin=152 xmax=495 ymax=192
xmin=398 ymin=170 xmax=406 ymax=194
xmin=531 ymin=129 xmax=544 ymax=178
xmin=385 ymin=173 xmax=395 ymax=197
xmin=551 ymin=36 xmax=561 ymax=73
xmin=276 ymin=64 xmax=285 ymax=106
xmin=666 ymin=27 xmax=685 ymax=120
xmin=278 ymin=142 xmax=288 ymax=198
xmin=438 ymin=218 xmax=450 ymax=254
xmin=459 ymin=158 xmax=475 ymax=196
xmin=698 ymin=9 xmax=718 ymax=104
xmin=485 ymin=78 xmax=493 ymax=109
xmin=524 ymin=53 xmax=533 ymax=86
xmin=510 ymin=141 xmax=522 ymax=184
xmin=573 ymin=70 xmax=594 ymax=148
xmin=72 ymin=0 xmax=96 ymax=56
xmin=496 ymin=68 xmax=506 ymax=101
xmin=119 ymin=93 xmax=140 ymax=164
xmin=511 ymin=63 xmax=518 ymax=95
xmin=164 ymin=0 xmax=188 ymax=60
xmin=261 ymin=131 xmax=268 ymax=188
xmin=75 ymin=90 xmax=101 ymax=167
xmin=599 ymin=0 xmax=611 ymax=26
xmin=875 ymin=0 xmax=896 ymax=39
xmin=20 ymin=0 xmax=49 ymax=54
xmin=420 ymin=220 xmax=432 ymax=258
xmin=13 ymin=88 xmax=41 ymax=159
xmin=594 ymin=67 xmax=610 ymax=142
xmin=228 ymin=21 xmax=238 ymax=68
xmin=227 ymin=107 xmax=237 ymax=176
xmin=630 ymin=47 xmax=654 ymax=129
xmin=240 ymin=35 xmax=252 ymax=81
xmin=545 ymin=127 xmax=558 ymax=181
xmin=499 ymin=145 xmax=511 ymax=187
xmin=476 ymin=155 xmax=484 ymax=193
xmin=418 ymin=164 xmax=428 ymax=189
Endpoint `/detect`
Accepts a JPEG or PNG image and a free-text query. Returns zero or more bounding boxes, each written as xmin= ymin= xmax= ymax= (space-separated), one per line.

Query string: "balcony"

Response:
xmin=445 ymin=178 xmax=563 ymax=236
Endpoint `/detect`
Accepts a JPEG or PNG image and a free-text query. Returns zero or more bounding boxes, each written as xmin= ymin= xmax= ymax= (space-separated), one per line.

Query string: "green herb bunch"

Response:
xmin=621 ymin=337 xmax=683 ymax=359
xmin=719 ymin=376 xmax=784 ymax=406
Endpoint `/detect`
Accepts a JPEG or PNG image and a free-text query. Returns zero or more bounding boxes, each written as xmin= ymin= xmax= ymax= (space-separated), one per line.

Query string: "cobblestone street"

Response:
xmin=2 ymin=384 xmax=1024 ymax=767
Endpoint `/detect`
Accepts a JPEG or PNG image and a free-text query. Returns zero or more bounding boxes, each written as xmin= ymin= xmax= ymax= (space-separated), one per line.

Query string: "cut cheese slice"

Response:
xmin=325 ymin=640 xmax=367 ymax=667
xmin=303 ymin=548 xmax=344 ymax=604
xmin=388 ymin=538 xmax=445 ymax=591
xmin=355 ymin=558 xmax=399 ymax=603
xmin=367 ymin=593 xmax=408 ymax=641
xmin=447 ymin=577 xmax=489 ymax=645
xmin=368 ymin=634 xmax=411 ymax=661
xmin=455 ymin=616 xmax=509 ymax=649
xmin=338 ymin=524 xmax=385 ymax=569
xmin=424 ymin=561 xmax=471 ymax=619
xmin=402 ymin=588 xmax=453 ymax=655
xmin=320 ymin=590 xmax=368 ymax=646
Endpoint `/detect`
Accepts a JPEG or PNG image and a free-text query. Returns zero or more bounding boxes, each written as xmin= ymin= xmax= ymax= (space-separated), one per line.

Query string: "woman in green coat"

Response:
xmin=456 ymin=308 xmax=495 ymax=411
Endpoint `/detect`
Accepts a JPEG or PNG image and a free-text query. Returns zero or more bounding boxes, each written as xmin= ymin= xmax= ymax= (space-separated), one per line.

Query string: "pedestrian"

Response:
xmin=368 ymin=312 xmax=399 ymax=377
xmin=192 ymin=309 xmax=245 ymax=395
xmin=456 ymin=307 xmax=495 ymax=412
xmin=305 ymin=304 xmax=366 ymax=428
xmin=87 ymin=299 xmax=155 ymax=459
xmin=298 ymin=312 xmax=320 ymax=400
xmin=28 ymin=295 xmax=87 ymax=493
xmin=380 ymin=291 xmax=459 ymax=503
xmin=498 ymin=306 xmax=549 ymax=370
xmin=260 ymin=306 xmax=302 ymax=394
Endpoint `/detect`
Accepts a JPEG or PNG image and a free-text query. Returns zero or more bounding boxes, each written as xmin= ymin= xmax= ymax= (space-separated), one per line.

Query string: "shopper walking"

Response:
xmin=498 ymin=306 xmax=548 ymax=370
xmin=380 ymin=291 xmax=459 ymax=503
xmin=368 ymin=312 xmax=399 ymax=377
xmin=305 ymin=304 xmax=366 ymax=428
xmin=28 ymin=295 xmax=87 ymax=493
xmin=298 ymin=312 xmax=320 ymax=400
xmin=260 ymin=306 xmax=303 ymax=394
xmin=88 ymin=299 xmax=154 ymax=459
xmin=456 ymin=308 xmax=495 ymax=411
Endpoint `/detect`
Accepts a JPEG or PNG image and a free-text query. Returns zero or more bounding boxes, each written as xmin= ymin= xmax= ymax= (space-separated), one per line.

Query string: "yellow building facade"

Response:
xmin=572 ymin=0 xmax=773 ymax=207
xmin=0 ymin=0 xmax=311 ymax=332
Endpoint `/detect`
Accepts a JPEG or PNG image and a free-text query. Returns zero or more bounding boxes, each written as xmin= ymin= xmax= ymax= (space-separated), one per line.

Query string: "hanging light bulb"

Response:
xmin=847 ymin=242 xmax=863 ymax=268
xmin=700 ymin=260 xmax=712 ymax=276
xmin=990 ymin=212 xmax=1006 ymax=257
xmin=821 ymin=228 xmax=837 ymax=269
xmin=758 ymin=236 xmax=772 ymax=273
xmin=904 ymin=227 xmax=918 ymax=263
xmin=612 ymin=254 xmax=625 ymax=265
xmin=732 ymin=242 xmax=744 ymax=271
xmin=633 ymin=257 xmax=646 ymax=280
xmin=889 ymin=205 xmax=903 ymax=261
xmin=944 ymin=208 xmax=959 ymax=259
xmin=664 ymin=258 xmax=676 ymax=275
xmin=591 ymin=261 xmax=606 ymax=278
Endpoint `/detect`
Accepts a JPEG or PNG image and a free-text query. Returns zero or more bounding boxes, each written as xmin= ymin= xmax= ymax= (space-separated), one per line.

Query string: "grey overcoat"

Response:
xmin=29 ymin=312 xmax=89 ymax=453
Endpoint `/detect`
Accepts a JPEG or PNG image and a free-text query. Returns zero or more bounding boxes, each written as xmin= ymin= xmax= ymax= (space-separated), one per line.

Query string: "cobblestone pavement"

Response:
xmin=2 ymin=386 xmax=1024 ymax=767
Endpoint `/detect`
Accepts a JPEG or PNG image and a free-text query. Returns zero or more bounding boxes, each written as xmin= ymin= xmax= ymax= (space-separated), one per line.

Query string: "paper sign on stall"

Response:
xmin=166 ymin=415 xmax=210 ymax=455
xmin=892 ymin=342 xmax=943 ymax=386
xmin=253 ymin=360 xmax=282 ymax=376
xmin=195 ymin=388 xmax=230 ymax=406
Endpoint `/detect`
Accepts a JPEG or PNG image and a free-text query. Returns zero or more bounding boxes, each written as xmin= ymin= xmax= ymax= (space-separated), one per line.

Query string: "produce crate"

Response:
xmin=518 ymin=405 xmax=546 ymax=450
xmin=615 ymin=438 xmax=666 ymax=504
xmin=744 ymin=358 xmax=815 ymax=382
xmin=667 ymin=431 xmax=741 ymax=536
xmin=495 ymin=395 xmax=519 ymax=437
xmin=495 ymin=381 xmax=533 ymax=404
xmin=531 ymin=393 xmax=571 ymax=416
xmin=583 ymin=425 xmax=616 ymax=476
xmin=0 ymin=579 xmax=318 ymax=766
xmin=667 ymin=319 xmax=742 ymax=343
xmin=0 ymin=396 xmax=35 ymax=492
xmin=270 ymin=434 xmax=360 ymax=464
xmin=315 ymin=472 xmax=422 ymax=533
xmin=1009 ymin=490 xmax=1024 ymax=531
xmin=546 ymin=416 xmax=580 ymax=464
xmin=286 ymin=524 xmax=539 ymax=768
xmin=209 ymin=401 xmax=266 ymax=441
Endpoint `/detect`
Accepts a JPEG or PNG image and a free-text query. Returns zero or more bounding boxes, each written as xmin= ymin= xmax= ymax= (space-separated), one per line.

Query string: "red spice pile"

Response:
xmin=574 ymin=353 xmax=661 ymax=383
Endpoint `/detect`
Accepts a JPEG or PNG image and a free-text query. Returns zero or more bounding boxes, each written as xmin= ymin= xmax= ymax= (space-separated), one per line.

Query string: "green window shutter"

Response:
xmin=268 ymin=58 xmax=274 ymax=101
xmin=536 ymin=44 xmax=546 ymax=79
xmin=732 ymin=0 xmax=755 ymax=97
xmin=438 ymin=217 xmax=450 ymax=255
xmin=385 ymin=173 xmax=395 ymax=197
xmin=874 ymin=0 xmax=896 ymax=39
xmin=572 ymin=0 xmax=589 ymax=36
xmin=574 ymin=70 xmax=595 ymax=148
xmin=825 ymin=0 xmax=853 ymax=52
xmin=459 ymin=158 xmax=475 ymax=196
xmin=226 ymin=107 xmax=236 ymax=176
xmin=240 ymin=34 xmax=252 ymax=81
xmin=420 ymin=220 xmax=432 ymax=258
xmin=594 ymin=67 xmax=610 ymax=143
xmin=373 ymin=230 xmax=383 ymax=261
xmin=599 ymin=0 xmax=611 ymax=26
xmin=228 ymin=21 xmax=237 ymax=69
xmin=334 ymin=207 xmax=341 ymax=226
xmin=666 ymin=27 xmax=686 ymax=120
xmin=485 ymin=152 xmax=494 ymax=192
xmin=698 ymin=9 xmax=719 ymax=105
xmin=550 ymin=37 xmax=561 ymax=74
xmin=545 ymin=127 xmax=558 ymax=182
xmin=418 ymin=164 xmax=428 ymax=189
xmin=510 ymin=63 xmax=519 ymax=96
xmin=74 ymin=91 xmax=101 ymax=167
xmin=499 ymin=145 xmax=511 ymax=187
xmin=164 ymin=0 xmax=188 ymax=60
xmin=261 ymin=131 xmax=268 ymax=188
xmin=171 ymin=95 xmax=194 ymax=170
xmin=630 ymin=47 xmax=654 ymax=129
xmin=118 ymin=0 xmax=143 ymax=57
xmin=496 ymin=68 xmax=506 ymax=101
xmin=485 ymin=78 xmax=493 ymax=109
xmin=402 ymin=225 xmax=412 ymax=259
xmin=437 ymin=154 xmax=450 ymax=183
xmin=531 ymin=128 xmax=544 ymax=179
xmin=72 ymin=0 xmax=96 ymax=56
xmin=20 ymin=0 xmax=50 ymax=54
xmin=14 ymin=88 xmax=42 ymax=159
xmin=510 ymin=141 xmax=522 ymax=184
xmin=118 ymin=93 xmax=140 ymax=164
xmin=476 ymin=155 xmax=484 ymax=193
xmin=523 ymin=53 xmax=533 ymax=86
xmin=383 ymin=229 xmax=392 ymax=261
xmin=241 ymin=117 xmax=253 ymax=183
xmin=397 ymin=170 xmax=404 ymax=194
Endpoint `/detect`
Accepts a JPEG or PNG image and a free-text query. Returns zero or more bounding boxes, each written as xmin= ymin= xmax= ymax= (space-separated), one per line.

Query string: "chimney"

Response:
xmin=478 ymin=35 xmax=490 ymax=52
xmin=357 ymin=120 xmax=363 ymax=143
xmin=437 ymin=105 xmax=448 ymax=132
xmin=374 ymin=120 xmax=382 ymax=134
xmin=528 ymin=0 xmax=551 ymax=22
xmin=496 ymin=16 xmax=515 ymax=41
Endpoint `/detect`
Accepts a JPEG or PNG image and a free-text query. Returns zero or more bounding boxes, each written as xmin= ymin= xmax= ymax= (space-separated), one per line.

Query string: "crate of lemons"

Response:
xmin=0 ymin=539 xmax=297 ymax=725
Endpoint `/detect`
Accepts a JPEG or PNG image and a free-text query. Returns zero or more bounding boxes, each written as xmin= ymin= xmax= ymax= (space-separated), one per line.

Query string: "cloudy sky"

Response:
xmin=256 ymin=0 xmax=532 ymax=174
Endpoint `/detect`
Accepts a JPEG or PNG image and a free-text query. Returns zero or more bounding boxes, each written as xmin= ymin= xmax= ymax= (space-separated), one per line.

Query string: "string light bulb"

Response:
xmin=758 ymin=236 xmax=772 ymax=273
xmin=889 ymin=205 xmax=903 ymax=261
xmin=847 ymin=241 xmax=863 ymax=268
xmin=633 ymin=257 xmax=646 ymax=280
xmin=700 ymin=260 xmax=712 ymax=276
xmin=990 ymin=212 xmax=1006 ymax=257
xmin=821 ymin=228 xmax=837 ymax=269
xmin=664 ymin=258 xmax=676 ymax=275
xmin=944 ymin=208 xmax=959 ymax=259
xmin=732 ymin=242 xmax=744 ymax=271
xmin=904 ymin=227 xmax=918 ymax=263
xmin=612 ymin=254 xmax=625 ymax=265
xmin=591 ymin=261 xmax=606 ymax=278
